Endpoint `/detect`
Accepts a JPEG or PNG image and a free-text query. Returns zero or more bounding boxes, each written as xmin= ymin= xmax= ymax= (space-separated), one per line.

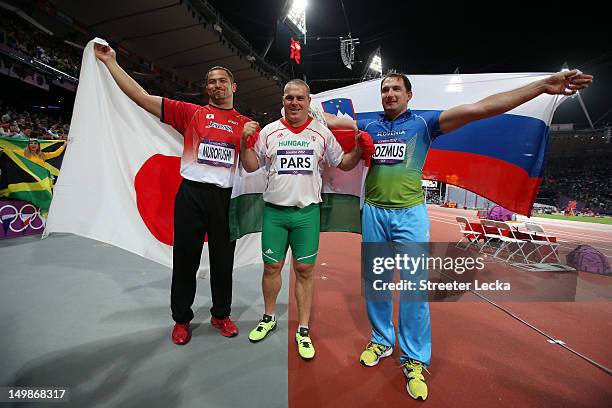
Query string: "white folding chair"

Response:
xmin=495 ymin=221 xmax=530 ymax=263
xmin=479 ymin=219 xmax=504 ymax=255
xmin=523 ymin=222 xmax=561 ymax=264
xmin=455 ymin=216 xmax=482 ymax=251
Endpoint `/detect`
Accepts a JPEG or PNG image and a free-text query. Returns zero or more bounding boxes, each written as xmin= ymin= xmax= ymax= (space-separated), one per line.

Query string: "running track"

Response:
xmin=288 ymin=205 xmax=612 ymax=407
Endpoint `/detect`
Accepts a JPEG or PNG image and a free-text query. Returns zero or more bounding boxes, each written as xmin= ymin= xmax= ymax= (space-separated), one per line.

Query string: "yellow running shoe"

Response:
xmin=359 ymin=342 xmax=393 ymax=366
xmin=248 ymin=315 xmax=277 ymax=342
xmin=401 ymin=359 xmax=429 ymax=401
xmin=295 ymin=327 xmax=315 ymax=360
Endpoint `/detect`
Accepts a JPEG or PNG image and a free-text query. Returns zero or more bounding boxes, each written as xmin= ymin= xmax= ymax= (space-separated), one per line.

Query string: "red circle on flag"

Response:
xmin=134 ymin=154 xmax=181 ymax=245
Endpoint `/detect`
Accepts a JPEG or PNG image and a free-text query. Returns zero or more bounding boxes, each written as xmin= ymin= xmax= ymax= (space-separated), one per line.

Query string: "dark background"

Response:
xmin=207 ymin=0 xmax=611 ymax=127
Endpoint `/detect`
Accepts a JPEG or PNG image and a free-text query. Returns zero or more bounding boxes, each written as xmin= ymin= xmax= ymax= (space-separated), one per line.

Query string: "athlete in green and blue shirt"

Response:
xmin=326 ymin=69 xmax=592 ymax=401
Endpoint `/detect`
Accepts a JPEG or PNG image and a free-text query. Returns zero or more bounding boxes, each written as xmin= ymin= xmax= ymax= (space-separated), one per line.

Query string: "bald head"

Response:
xmin=283 ymin=79 xmax=310 ymax=96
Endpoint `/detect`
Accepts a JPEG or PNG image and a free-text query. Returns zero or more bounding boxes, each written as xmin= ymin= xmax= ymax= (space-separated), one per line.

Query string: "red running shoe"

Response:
xmin=211 ymin=316 xmax=239 ymax=337
xmin=171 ymin=323 xmax=190 ymax=345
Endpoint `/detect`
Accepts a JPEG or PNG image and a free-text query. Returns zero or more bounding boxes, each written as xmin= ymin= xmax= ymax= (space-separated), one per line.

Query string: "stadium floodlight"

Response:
xmin=370 ymin=55 xmax=382 ymax=74
xmin=287 ymin=0 xmax=307 ymax=35
xmin=361 ymin=47 xmax=381 ymax=80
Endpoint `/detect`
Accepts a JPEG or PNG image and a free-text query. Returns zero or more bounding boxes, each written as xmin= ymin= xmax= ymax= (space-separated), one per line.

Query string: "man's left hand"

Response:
xmin=544 ymin=69 xmax=593 ymax=96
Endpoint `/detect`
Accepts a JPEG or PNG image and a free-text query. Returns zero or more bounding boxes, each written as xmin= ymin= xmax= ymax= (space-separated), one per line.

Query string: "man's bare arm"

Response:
xmin=94 ymin=43 xmax=162 ymax=119
xmin=439 ymin=70 xmax=593 ymax=133
xmin=337 ymin=144 xmax=362 ymax=171
xmin=324 ymin=113 xmax=357 ymax=130
xmin=239 ymin=121 xmax=260 ymax=173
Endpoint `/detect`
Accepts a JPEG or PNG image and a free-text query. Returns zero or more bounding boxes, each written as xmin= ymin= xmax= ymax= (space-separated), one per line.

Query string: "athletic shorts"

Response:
xmin=261 ymin=202 xmax=320 ymax=264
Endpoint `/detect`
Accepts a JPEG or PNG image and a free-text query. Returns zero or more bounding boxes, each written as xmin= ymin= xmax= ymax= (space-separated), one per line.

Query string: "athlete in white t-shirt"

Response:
xmin=239 ymin=79 xmax=363 ymax=359
xmin=254 ymin=116 xmax=344 ymax=208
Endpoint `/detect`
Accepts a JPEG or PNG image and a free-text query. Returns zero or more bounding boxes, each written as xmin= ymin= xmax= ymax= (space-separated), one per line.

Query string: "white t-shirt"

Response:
xmin=255 ymin=118 xmax=344 ymax=208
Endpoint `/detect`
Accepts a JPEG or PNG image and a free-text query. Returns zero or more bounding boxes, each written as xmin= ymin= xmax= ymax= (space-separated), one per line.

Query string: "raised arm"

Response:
xmin=42 ymin=140 xmax=66 ymax=160
xmin=324 ymin=112 xmax=357 ymax=130
xmin=439 ymin=69 xmax=593 ymax=133
xmin=239 ymin=121 xmax=260 ymax=173
xmin=94 ymin=43 xmax=162 ymax=119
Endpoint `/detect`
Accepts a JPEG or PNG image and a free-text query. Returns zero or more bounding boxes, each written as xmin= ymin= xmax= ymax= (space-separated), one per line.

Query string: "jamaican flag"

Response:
xmin=0 ymin=136 xmax=67 ymax=212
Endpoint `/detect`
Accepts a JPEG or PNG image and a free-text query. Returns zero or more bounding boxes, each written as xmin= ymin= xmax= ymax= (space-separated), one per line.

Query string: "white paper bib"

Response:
xmin=275 ymin=149 xmax=315 ymax=174
xmin=373 ymin=138 xmax=406 ymax=164
xmin=197 ymin=139 xmax=235 ymax=168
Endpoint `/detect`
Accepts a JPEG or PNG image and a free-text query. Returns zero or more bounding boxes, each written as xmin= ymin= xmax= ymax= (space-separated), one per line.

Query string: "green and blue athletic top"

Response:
xmin=357 ymin=110 xmax=442 ymax=209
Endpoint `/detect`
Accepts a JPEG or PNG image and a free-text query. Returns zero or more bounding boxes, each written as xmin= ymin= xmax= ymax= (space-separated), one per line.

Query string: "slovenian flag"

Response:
xmin=312 ymin=74 xmax=565 ymax=216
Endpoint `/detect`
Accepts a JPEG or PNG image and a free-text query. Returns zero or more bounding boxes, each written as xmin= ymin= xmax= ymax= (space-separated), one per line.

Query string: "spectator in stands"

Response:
xmin=47 ymin=123 xmax=62 ymax=139
xmin=21 ymin=138 xmax=66 ymax=166
xmin=8 ymin=123 xmax=20 ymax=136
xmin=1 ymin=105 xmax=71 ymax=140
xmin=0 ymin=123 xmax=12 ymax=136
xmin=1 ymin=9 xmax=81 ymax=77
xmin=16 ymin=125 xmax=32 ymax=138
xmin=541 ymin=154 xmax=612 ymax=214
xmin=2 ymin=9 xmax=209 ymax=104
xmin=35 ymin=124 xmax=49 ymax=139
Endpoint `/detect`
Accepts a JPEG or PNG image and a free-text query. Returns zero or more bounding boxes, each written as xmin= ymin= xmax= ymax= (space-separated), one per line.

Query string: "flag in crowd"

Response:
xmin=0 ymin=136 xmax=66 ymax=212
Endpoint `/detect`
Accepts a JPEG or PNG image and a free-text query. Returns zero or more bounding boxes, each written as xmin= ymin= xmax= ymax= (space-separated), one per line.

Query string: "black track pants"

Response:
xmin=170 ymin=179 xmax=236 ymax=323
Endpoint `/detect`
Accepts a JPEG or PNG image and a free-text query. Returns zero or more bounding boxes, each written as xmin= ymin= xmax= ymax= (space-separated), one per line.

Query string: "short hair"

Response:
xmin=283 ymin=78 xmax=310 ymax=95
xmin=205 ymin=66 xmax=235 ymax=83
xmin=381 ymin=70 xmax=412 ymax=92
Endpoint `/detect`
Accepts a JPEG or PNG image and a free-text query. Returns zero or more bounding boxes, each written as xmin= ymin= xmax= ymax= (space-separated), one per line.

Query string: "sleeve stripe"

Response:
xmin=415 ymin=114 xmax=431 ymax=142
xmin=160 ymin=97 xmax=165 ymax=123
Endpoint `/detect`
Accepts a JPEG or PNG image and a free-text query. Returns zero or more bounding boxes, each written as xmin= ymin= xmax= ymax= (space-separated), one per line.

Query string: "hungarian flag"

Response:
xmin=0 ymin=136 xmax=66 ymax=212
xmin=229 ymin=129 xmax=366 ymax=240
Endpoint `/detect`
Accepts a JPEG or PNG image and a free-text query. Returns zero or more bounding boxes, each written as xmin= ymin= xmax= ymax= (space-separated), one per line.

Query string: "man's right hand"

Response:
xmin=94 ymin=43 xmax=116 ymax=64
xmin=239 ymin=121 xmax=261 ymax=172
xmin=242 ymin=121 xmax=259 ymax=140
xmin=92 ymin=42 xmax=162 ymax=118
